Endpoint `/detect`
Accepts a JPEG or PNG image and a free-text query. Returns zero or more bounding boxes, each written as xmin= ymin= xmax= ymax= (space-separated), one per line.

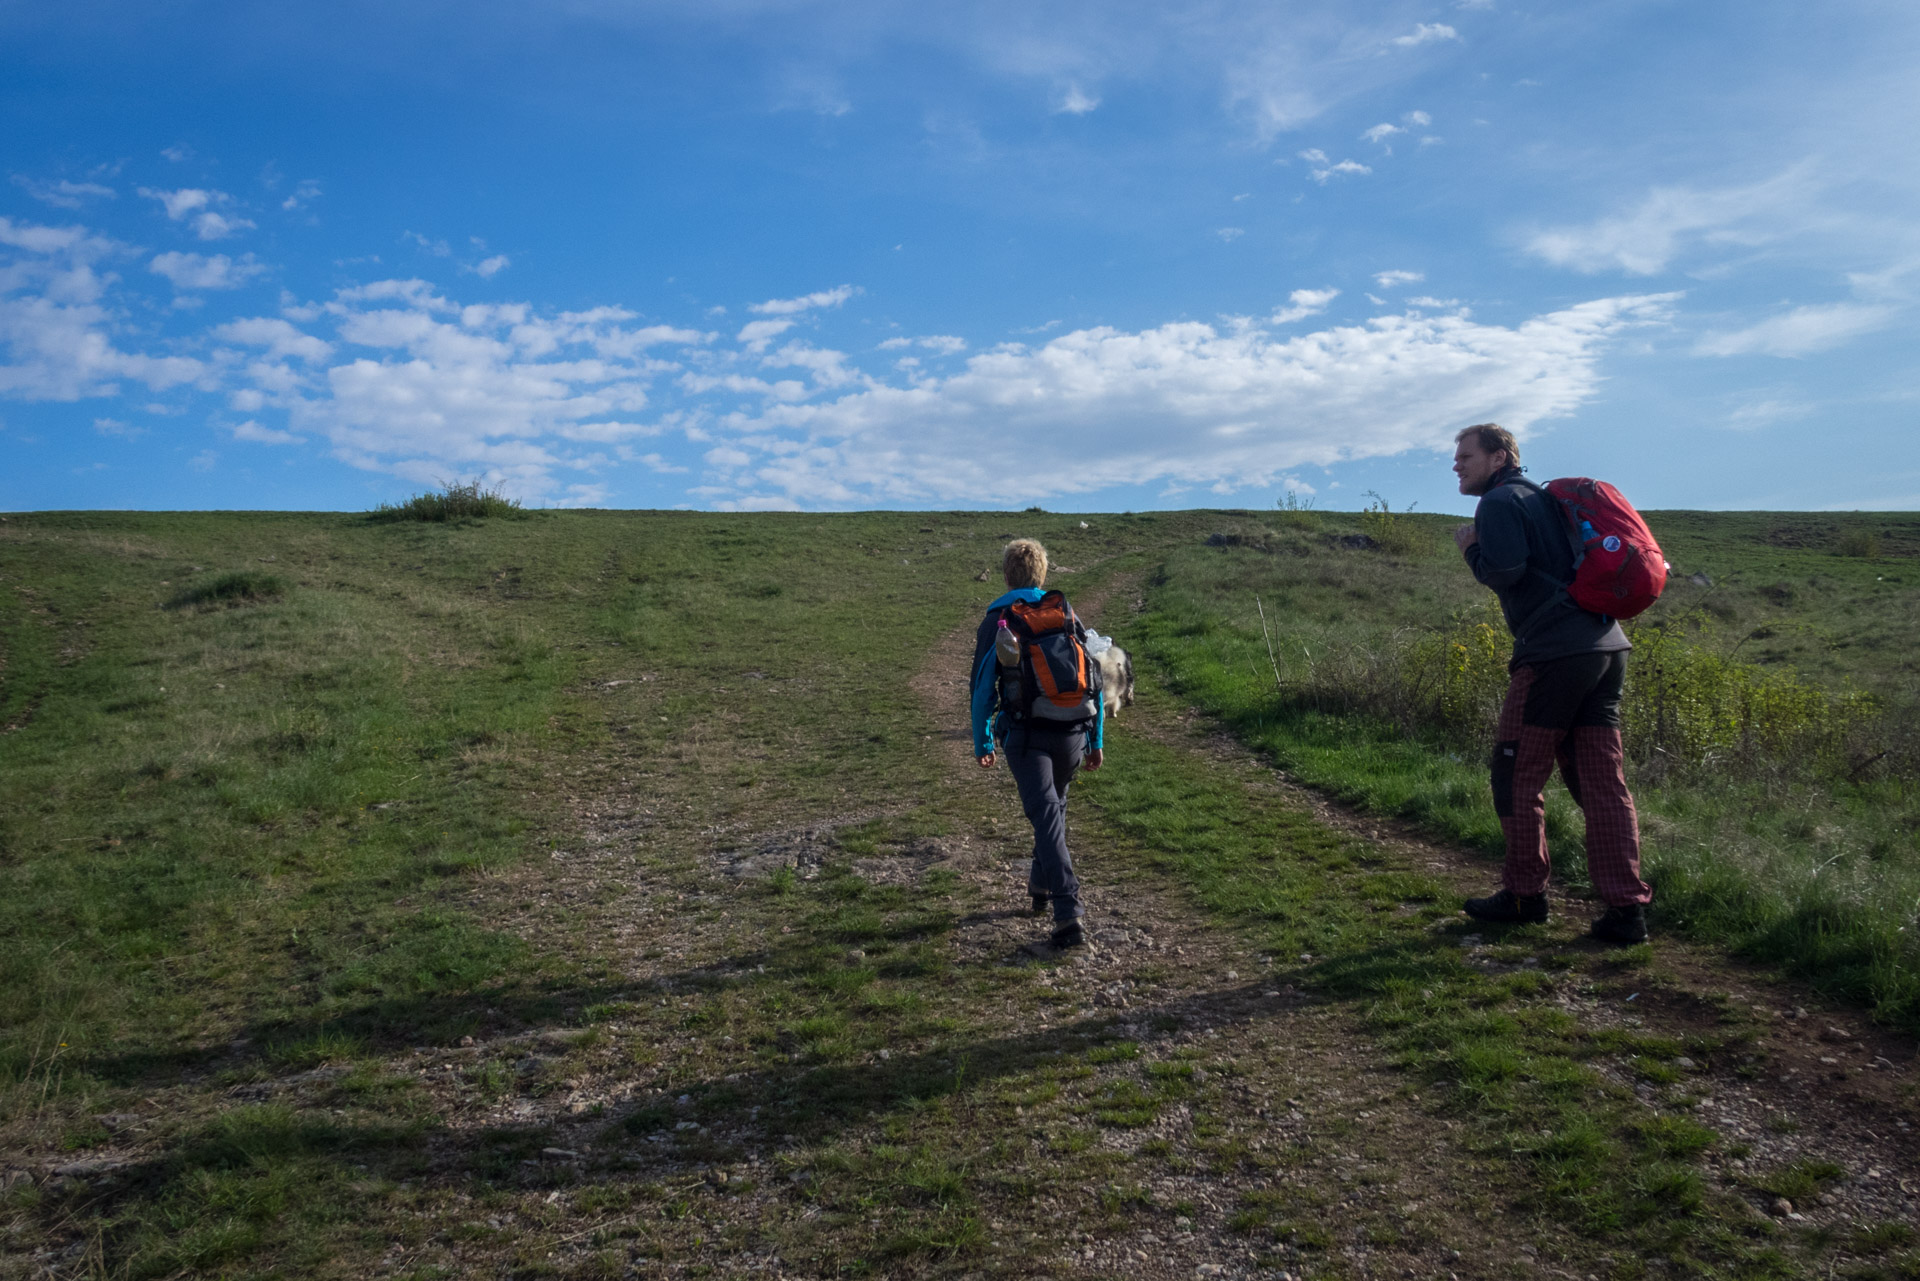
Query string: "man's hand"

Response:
xmin=977 ymin=752 xmax=996 ymax=769
xmin=1085 ymin=748 xmax=1103 ymax=771
xmin=1453 ymin=522 xmax=1479 ymax=553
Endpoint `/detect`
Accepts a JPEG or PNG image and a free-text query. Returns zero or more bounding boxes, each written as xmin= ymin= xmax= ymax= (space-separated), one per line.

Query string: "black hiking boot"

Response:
xmin=1463 ymin=888 xmax=1548 ymax=925
xmin=1030 ymin=891 xmax=1049 ymax=915
xmin=1590 ymin=904 xmax=1649 ymax=944
xmin=1049 ymin=920 xmax=1090 ymax=951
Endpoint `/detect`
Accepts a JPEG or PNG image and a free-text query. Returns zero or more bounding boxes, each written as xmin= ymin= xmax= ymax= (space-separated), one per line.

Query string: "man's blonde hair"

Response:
xmin=1002 ymin=538 xmax=1048 ymax=589
xmin=1455 ymin=422 xmax=1520 ymax=469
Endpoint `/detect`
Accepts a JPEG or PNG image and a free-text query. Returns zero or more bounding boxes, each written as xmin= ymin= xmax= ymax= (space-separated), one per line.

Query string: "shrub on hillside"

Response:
xmin=1837 ymin=529 xmax=1881 ymax=559
xmin=1281 ymin=605 xmax=1902 ymax=786
xmin=166 ymin=571 xmax=287 ymax=610
xmin=1274 ymin=490 xmax=1320 ymax=532
xmin=1358 ymin=492 xmax=1431 ymax=557
xmin=371 ymin=480 xmax=524 ymax=523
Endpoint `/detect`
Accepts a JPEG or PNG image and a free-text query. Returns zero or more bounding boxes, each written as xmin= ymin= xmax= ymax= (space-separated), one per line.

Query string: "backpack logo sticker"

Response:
xmin=1602 ymin=535 xmax=1621 ymax=552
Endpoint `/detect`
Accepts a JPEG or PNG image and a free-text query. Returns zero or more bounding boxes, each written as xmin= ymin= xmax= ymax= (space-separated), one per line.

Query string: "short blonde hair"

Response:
xmin=1002 ymin=538 xmax=1048 ymax=589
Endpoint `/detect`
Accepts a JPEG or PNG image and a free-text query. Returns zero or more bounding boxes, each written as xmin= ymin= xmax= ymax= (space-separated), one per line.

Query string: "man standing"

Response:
xmin=971 ymin=538 xmax=1103 ymax=951
xmin=1451 ymin=424 xmax=1652 ymax=944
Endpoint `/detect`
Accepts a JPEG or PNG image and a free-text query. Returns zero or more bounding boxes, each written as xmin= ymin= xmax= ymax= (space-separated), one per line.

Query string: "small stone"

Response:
xmin=1770 ymin=1197 xmax=1793 ymax=1216
xmin=540 ymin=1147 xmax=580 ymax=1160
xmin=1675 ymin=1056 xmax=1696 ymax=1069
xmin=459 ymin=1035 xmax=476 ymax=1047
xmin=1225 ymin=970 xmax=1238 ymax=980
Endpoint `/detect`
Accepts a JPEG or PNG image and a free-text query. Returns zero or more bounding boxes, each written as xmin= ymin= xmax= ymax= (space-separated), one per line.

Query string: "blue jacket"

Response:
xmin=969 ymin=588 xmax=1105 ymax=756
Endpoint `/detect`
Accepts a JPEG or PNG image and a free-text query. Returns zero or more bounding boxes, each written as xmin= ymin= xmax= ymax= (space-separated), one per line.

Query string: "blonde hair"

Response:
xmin=1002 ymin=538 xmax=1048 ymax=589
xmin=1455 ymin=422 xmax=1520 ymax=469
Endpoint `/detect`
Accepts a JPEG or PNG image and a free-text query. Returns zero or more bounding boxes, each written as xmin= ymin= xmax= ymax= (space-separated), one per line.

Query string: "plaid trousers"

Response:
xmin=1492 ymin=654 xmax=1651 ymax=907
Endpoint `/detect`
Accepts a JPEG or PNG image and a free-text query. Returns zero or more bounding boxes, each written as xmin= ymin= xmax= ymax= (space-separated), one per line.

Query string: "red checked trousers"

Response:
xmin=1492 ymin=654 xmax=1652 ymax=907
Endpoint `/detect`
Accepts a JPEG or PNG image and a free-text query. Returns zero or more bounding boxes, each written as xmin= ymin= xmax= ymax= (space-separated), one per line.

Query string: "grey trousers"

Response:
xmin=1004 ymin=722 xmax=1085 ymax=923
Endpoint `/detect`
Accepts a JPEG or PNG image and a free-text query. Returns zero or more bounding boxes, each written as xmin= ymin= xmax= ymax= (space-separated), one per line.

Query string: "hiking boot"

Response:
xmin=1590 ymin=904 xmax=1649 ymax=944
xmin=1049 ymin=920 xmax=1090 ymax=951
xmin=1030 ymin=892 xmax=1049 ymax=915
xmin=1463 ymin=888 xmax=1548 ymax=925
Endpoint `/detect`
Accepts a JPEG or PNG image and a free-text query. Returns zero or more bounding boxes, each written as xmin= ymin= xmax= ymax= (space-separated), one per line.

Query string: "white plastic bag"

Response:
xmin=1083 ymin=628 xmax=1113 ymax=658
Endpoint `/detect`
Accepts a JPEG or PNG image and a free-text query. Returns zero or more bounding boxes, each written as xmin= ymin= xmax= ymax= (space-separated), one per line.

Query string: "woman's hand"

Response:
xmin=1085 ymin=748 xmax=1103 ymax=771
xmin=977 ymin=752 xmax=996 ymax=769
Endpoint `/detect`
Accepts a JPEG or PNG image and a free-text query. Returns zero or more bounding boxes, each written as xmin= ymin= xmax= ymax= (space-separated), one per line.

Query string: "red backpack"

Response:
xmin=1521 ymin=477 xmax=1668 ymax=620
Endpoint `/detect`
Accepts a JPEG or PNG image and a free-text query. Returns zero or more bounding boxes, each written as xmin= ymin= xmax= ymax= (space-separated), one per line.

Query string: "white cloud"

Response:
xmin=1525 ymin=170 xmax=1810 ymax=275
xmin=737 ymin=318 xmax=796 ymax=352
xmin=137 ymin=187 xmax=254 ymax=240
xmin=1298 ymin=149 xmax=1370 ymax=183
xmin=405 ymin=231 xmax=452 ymax=257
xmin=140 ymin=187 xmax=211 ymax=220
xmin=1361 ymin=123 xmax=1403 ymax=144
xmin=1694 ymin=302 xmax=1898 ymax=357
xmin=1374 ymin=269 xmax=1424 ymax=289
xmin=1723 ymin=398 xmax=1811 ymax=430
xmin=281 ymin=180 xmax=322 ymax=212
xmin=93 ymin=416 xmax=144 ymax=438
xmin=150 ymin=251 xmax=266 ymax=290
xmin=194 ymin=281 xmax=717 ymax=500
xmin=14 ymin=177 xmax=116 ymax=209
xmin=1055 ymin=84 xmax=1100 ymax=114
xmin=880 ymin=335 xmax=967 ymax=354
xmin=189 ymin=448 xmax=218 ymax=471
xmin=213 ymin=316 xmax=334 ymax=363
xmin=748 ymin=285 xmax=857 ymax=316
xmin=231 ymin=418 xmax=305 ymax=445
xmin=160 ymin=145 xmax=192 ymax=163
xmin=472 ymin=254 xmax=511 ymax=278
xmin=1271 ymin=287 xmax=1339 ymax=323
xmin=0 ymin=216 xmax=206 ymax=401
xmin=1406 ymin=296 xmax=1462 ymax=309
xmin=1404 ymin=110 xmax=1432 ymax=126
xmin=694 ymin=294 xmax=1676 ymax=507
xmin=1217 ymin=227 xmax=1245 ymax=242
xmin=1393 ymin=24 xmax=1459 ymax=47
xmin=192 ymin=212 xmax=253 ymax=240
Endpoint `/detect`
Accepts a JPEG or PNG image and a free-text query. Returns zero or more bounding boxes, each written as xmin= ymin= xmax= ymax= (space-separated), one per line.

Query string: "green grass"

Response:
xmin=1 ymin=503 xmax=1913 ymax=1278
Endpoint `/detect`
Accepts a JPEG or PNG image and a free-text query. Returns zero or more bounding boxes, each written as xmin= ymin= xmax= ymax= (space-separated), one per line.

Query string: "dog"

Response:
xmin=1095 ymin=644 xmax=1134 ymax=718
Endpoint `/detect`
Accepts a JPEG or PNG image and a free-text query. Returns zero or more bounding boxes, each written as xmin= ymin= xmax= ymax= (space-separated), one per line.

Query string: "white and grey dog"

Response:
xmin=1095 ymin=644 xmax=1135 ymax=718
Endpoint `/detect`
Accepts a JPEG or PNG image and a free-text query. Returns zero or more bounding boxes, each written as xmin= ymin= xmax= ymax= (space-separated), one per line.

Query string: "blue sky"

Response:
xmin=2 ymin=0 xmax=1915 ymax=515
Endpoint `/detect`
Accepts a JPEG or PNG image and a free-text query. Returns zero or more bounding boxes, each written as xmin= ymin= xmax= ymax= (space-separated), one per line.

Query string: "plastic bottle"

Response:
xmin=995 ymin=617 xmax=1020 ymax=666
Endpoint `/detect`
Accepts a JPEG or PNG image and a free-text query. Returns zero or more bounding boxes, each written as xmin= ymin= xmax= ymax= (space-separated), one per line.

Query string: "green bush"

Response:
xmin=1274 ymin=489 xmax=1320 ymax=531
xmin=1278 ymin=605 xmax=1897 ymax=787
xmin=1359 ymin=492 xmax=1431 ymax=557
xmin=166 ymin=571 xmax=287 ymax=609
xmin=1622 ymin=618 xmax=1882 ymax=780
xmin=370 ymin=480 xmax=524 ymax=523
xmin=1837 ymin=529 xmax=1881 ymax=559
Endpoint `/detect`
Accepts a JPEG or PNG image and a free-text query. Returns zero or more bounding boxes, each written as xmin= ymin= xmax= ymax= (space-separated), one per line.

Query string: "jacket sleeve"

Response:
xmin=1089 ymin=679 xmax=1104 ymax=751
xmin=1465 ymin=491 xmax=1530 ymax=589
xmin=970 ymin=646 xmax=1000 ymax=757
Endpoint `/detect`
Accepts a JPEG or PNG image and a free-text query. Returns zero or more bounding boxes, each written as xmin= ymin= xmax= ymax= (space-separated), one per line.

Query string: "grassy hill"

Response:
xmin=1 ymin=505 xmax=1916 ymax=1278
